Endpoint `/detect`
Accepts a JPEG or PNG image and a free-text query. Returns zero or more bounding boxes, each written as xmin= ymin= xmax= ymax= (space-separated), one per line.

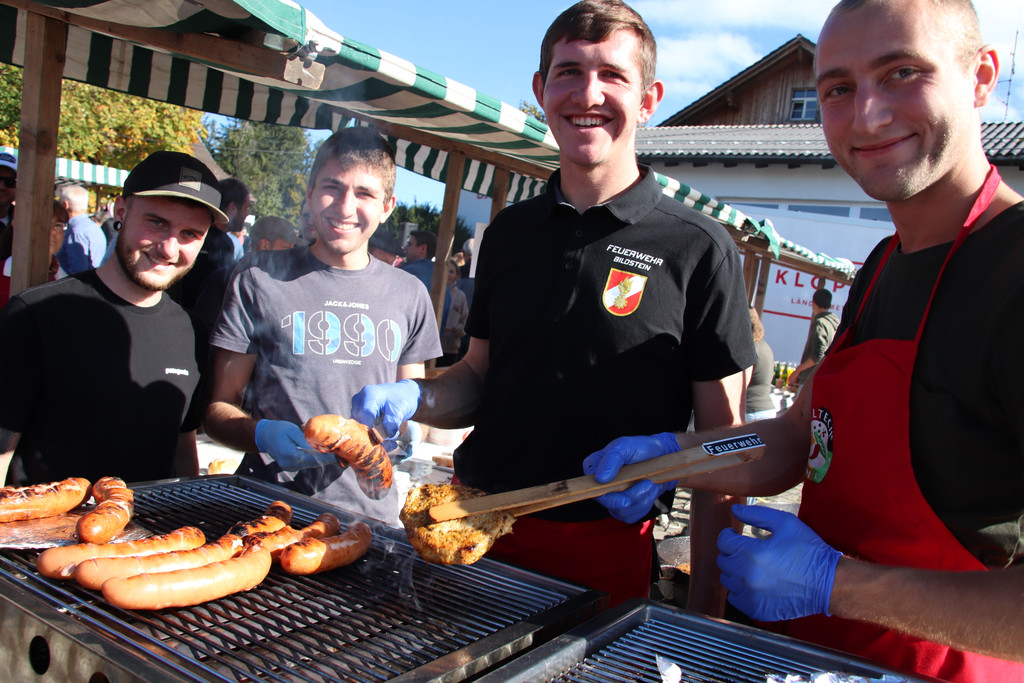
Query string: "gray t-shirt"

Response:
xmin=211 ymin=247 xmax=441 ymax=524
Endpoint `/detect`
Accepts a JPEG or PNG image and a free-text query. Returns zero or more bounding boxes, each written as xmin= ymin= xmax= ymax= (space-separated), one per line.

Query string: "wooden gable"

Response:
xmin=660 ymin=35 xmax=818 ymax=127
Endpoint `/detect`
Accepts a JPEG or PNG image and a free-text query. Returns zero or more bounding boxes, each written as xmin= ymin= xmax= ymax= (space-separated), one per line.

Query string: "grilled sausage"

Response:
xmin=0 ymin=477 xmax=91 ymax=523
xmin=76 ymin=477 xmax=134 ymax=544
xmin=303 ymin=415 xmax=393 ymax=499
xmin=37 ymin=526 xmax=206 ymax=579
xmin=279 ymin=521 xmax=373 ymax=575
xmin=243 ymin=513 xmax=342 ymax=560
xmin=227 ymin=500 xmax=293 ymax=537
xmin=101 ymin=547 xmax=272 ymax=610
xmin=72 ymin=534 xmax=245 ymax=590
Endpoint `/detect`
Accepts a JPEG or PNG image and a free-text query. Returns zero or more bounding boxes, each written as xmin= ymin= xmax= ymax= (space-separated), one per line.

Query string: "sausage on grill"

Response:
xmin=101 ymin=547 xmax=272 ymax=610
xmin=72 ymin=534 xmax=245 ymax=590
xmin=37 ymin=526 xmax=206 ymax=579
xmin=0 ymin=477 xmax=91 ymax=523
xmin=279 ymin=521 xmax=373 ymax=575
xmin=77 ymin=477 xmax=134 ymax=544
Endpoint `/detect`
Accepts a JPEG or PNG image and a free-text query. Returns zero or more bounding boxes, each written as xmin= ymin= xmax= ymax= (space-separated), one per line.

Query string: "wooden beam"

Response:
xmin=734 ymin=234 xmax=854 ymax=286
xmin=429 ymin=151 xmax=466 ymax=334
xmin=359 ymin=116 xmax=554 ymax=183
xmin=754 ymin=254 xmax=772 ymax=312
xmin=741 ymin=251 xmax=759 ymax=305
xmin=4 ymin=0 xmax=324 ymax=88
xmin=11 ymin=11 xmax=65 ymax=296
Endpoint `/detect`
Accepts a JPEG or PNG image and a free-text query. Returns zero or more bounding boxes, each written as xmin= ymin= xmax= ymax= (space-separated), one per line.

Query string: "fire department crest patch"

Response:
xmin=602 ymin=269 xmax=647 ymax=316
xmin=806 ymin=406 xmax=834 ymax=483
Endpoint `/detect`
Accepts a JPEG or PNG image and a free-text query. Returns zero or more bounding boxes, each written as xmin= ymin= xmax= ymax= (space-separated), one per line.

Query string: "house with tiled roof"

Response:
xmin=641 ymin=36 xmax=1024 ymax=362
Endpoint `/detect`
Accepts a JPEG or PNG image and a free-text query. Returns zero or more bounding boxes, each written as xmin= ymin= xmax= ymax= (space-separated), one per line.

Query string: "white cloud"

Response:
xmin=640 ymin=0 xmax=1024 ymax=122
xmin=635 ymin=0 xmax=834 ymax=36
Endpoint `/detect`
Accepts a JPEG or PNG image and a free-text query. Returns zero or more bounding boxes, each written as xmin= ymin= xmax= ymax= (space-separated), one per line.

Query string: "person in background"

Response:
xmin=458 ymin=237 xmax=474 ymax=279
xmin=438 ymin=258 xmax=468 ymax=367
xmin=352 ymin=0 xmax=754 ymax=609
xmin=0 ymin=151 xmax=223 ymax=485
xmin=744 ymin=307 xmax=775 ymax=422
xmin=170 ymin=180 xmax=237 ymax=310
xmin=455 ymin=237 xmax=476 ymax=358
xmin=191 ymin=215 xmax=306 ymax=332
xmin=202 ymin=127 xmax=440 ymax=523
xmin=584 ymin=0 xmax=1024 ymax=678
xmin=402 ymin=229 xmax=450 ymax=331
xmin=56 ymin=184 xmax=107 ymax=274
xmin=368 ymin=230 xmax=403 ymax=266
xmin=0 ymin=152 xmax=16 ymax=261
xmin=788 ymin=288 xmax=839 ymax=389
xmin=219 ymin=178 xmax=251 ymax=262
xmin=246 ymin=215 xmax=305 ymax=253
xmin=0 ymin=200 xmax=68 ymax=308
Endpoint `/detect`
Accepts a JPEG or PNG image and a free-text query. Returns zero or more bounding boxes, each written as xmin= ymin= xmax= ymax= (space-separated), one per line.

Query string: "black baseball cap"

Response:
xmin=123 ymin=151 xmax=229 ymax=226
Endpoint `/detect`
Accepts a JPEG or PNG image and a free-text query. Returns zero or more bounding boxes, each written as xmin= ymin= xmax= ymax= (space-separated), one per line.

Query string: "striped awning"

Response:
xmin=0 ymin=0 xmax=859 ymax=276
xmin=1 ymin=146 xmax=129 ymax=187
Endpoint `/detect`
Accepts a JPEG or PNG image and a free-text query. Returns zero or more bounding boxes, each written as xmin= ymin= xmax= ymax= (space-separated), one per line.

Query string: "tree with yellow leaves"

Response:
xmin=0 ymin=64 xmax=204 ymax=171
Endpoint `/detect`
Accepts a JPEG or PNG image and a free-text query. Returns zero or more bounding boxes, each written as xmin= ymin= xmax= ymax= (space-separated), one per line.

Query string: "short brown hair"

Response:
xmin=539 ymin=0 xmax=657 ymax=91
xmin=308 ymin=127 xmax=397 ymax=201
xmin=824 ymin=0 xmax=982 ymax=65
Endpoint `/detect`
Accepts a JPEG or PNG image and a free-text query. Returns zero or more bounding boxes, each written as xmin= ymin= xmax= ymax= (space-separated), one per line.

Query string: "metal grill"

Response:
xmin=477 ymin=600 xmax=938 ymax=683
xmin=0 ymin=476 xmax=604 ymax=682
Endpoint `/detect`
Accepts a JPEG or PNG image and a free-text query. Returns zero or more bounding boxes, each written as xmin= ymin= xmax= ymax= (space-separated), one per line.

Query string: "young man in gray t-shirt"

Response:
xmin=203 ymin=128 xmax=441 ymax=524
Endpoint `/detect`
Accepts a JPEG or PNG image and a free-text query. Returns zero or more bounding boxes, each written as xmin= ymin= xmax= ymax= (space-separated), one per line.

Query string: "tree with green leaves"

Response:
xmin=384 ymin=200 xmax=472 ymax=254
xmin=0 ymin=64 xmax=203 ymax=171
xmin=207 ymin=118 xmax=312 ymax=224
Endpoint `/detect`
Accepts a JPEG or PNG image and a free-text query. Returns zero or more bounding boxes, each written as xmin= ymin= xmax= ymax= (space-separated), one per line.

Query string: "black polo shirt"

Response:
xmin=457 ymin=167 xmax=756 ymax=521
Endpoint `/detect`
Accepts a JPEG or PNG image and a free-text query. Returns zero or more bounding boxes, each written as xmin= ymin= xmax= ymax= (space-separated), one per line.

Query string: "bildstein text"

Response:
xmin=701 ymin=434 xmax=765 ymax=455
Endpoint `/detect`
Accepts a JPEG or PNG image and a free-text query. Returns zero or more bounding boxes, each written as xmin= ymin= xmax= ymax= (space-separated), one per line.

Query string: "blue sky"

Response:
xmin=297 ymin=0 xmax=1024 ymax=207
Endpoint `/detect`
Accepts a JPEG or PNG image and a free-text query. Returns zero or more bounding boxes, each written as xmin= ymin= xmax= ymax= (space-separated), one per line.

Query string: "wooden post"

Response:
xmin=741 ymin=249 xmax=758 ymax=305
xmin=430 ymin=151 xmax=466 ymax=333
xmin=754 ymin=255 xmax=771 ymax=313
xmin=11 ymin=12 xmax=66 ymax=295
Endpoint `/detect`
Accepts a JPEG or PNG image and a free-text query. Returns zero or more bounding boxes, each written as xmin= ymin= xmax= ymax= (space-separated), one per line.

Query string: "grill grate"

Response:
xmin=477 ymin=600 xmax=935 ymax=683
xmin=0 ymin=476 xmax=604 ymax=682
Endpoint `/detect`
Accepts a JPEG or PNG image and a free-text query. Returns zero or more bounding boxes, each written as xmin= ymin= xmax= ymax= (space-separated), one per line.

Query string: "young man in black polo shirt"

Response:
xmin=352 ymin=0 xmax=755 ymax=609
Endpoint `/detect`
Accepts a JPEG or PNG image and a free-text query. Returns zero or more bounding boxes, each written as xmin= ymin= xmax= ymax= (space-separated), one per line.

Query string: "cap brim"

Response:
xmin=133 ymin=189 xmax=229 ymax=226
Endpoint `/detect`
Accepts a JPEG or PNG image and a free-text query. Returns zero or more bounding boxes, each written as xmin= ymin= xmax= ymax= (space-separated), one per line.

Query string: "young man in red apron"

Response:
xmin=585 ymin=0 xmax=1024 ymax=679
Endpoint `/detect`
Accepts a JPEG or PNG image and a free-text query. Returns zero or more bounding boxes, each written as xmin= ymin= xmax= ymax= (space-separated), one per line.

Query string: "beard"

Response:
xmin=114 ymin=236 xmax=192 ymax=293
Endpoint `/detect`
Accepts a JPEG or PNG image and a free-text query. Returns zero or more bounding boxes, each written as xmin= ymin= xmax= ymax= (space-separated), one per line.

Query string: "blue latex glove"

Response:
xmin=717 ymin=504 xmax=842 ymax=621
xmin=581 ymin=432 xmax=680 ymax=524
xmin=350 ymin=379 xmax=421 ymax=442
xmin=254 ymin=420 xmax=333 ymax=471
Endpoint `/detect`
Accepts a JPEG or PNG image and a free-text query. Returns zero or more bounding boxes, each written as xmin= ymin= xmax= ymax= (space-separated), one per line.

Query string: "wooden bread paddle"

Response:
xmin=427 ymin=433 xmax=765 ymax=523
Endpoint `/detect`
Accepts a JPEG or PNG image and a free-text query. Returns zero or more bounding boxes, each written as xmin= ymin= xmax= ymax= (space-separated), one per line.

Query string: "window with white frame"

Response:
xmin=790 ymin=89 xmax=818 ymax=121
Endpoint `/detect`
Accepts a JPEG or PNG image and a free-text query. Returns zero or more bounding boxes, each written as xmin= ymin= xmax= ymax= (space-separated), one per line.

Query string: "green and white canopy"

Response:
xmin=1 ymin=146 xmax=129 ymax=187
xmin=0 ymin=0 xmax=857 ymax=277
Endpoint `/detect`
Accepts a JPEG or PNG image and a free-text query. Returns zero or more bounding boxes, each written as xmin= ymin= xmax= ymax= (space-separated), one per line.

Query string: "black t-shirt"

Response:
xmin=840 ymin=202 xmax=1024 ymax=566
xmin=0 ymin=271 xmax=208 ymax=485
xmin=458 ymin=167 xmax=756 ymax=521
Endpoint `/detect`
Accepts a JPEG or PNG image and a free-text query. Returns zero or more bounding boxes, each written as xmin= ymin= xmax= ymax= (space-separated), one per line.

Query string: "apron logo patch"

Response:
xmin=807 ymin=406 xmax=834 ymax=483
xmin=602 ymin=268 xmax=647 ymax=316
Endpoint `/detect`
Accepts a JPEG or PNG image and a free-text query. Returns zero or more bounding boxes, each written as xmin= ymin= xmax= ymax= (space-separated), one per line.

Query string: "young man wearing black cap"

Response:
xmin=0 ymin=151 xmax=227 ymax=486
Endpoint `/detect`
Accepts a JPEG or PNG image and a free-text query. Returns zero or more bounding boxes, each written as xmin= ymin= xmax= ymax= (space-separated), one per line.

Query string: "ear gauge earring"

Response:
xmin=112 ymin=220 xmax=123 ymax=232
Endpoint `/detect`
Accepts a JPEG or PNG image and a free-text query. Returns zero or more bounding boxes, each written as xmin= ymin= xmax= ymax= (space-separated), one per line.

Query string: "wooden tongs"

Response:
xmin=427 ymin=433 xmax=765 ymax=523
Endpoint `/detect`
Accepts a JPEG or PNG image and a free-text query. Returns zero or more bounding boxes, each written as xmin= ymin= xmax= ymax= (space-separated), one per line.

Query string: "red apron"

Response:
xmin=488 ymin=514 xmax=653 ymax=607
xmin=790 ymin=167 xmax=1024 ymax=681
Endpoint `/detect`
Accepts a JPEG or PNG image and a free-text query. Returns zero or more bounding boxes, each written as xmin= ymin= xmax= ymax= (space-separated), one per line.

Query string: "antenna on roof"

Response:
xmin=1004 ymin=15 xmax=1020 ymax=121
